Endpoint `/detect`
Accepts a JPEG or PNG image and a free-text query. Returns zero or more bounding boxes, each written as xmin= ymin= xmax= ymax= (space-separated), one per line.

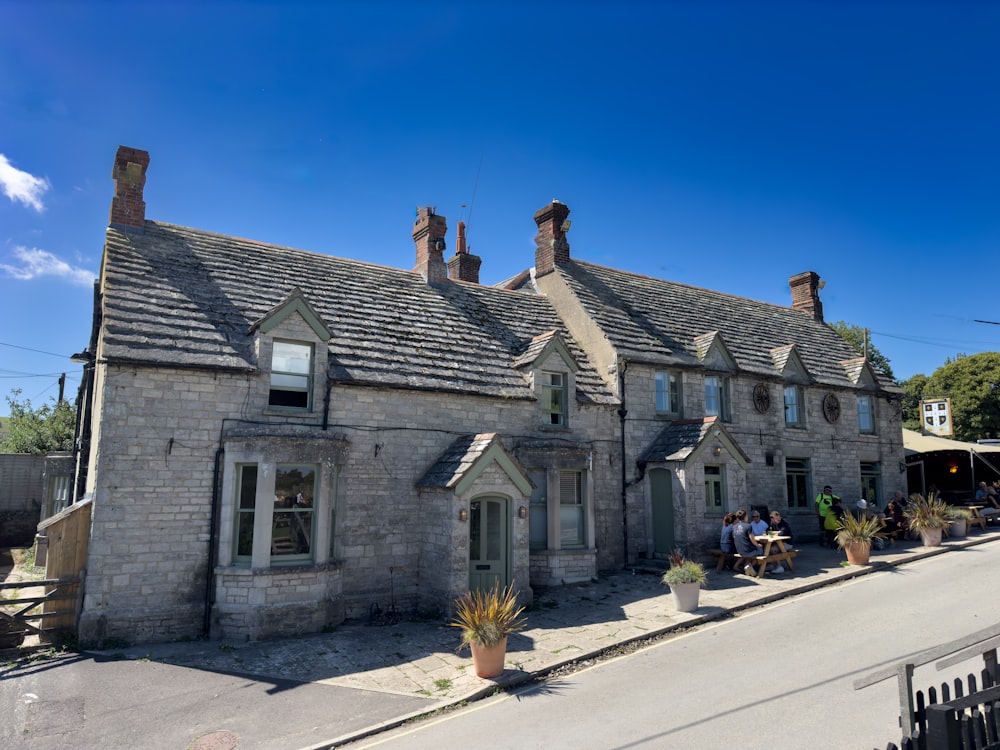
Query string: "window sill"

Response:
xmin=216 ymin=560 xmax=341 ymax=576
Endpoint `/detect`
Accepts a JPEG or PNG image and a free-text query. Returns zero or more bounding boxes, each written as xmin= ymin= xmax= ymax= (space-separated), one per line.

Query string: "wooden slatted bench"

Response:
xmin=709 ymin=547 xmax=799 ymax=577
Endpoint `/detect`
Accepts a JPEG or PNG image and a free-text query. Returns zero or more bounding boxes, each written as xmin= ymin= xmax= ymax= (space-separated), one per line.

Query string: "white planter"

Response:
xmin=670 ymin=582 xmax=701 ymax=613
xmin=950 ymin=519 xmax=968 ymax=538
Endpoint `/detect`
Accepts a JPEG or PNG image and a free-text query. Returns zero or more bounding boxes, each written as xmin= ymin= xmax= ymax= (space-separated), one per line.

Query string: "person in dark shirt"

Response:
xmin=731 ymin=509 xmax=762 ymax=575
xmin=768 ymin=510 xmax=794 ymax=547
xmin=719 ymin=512 xmax=737 ymax=570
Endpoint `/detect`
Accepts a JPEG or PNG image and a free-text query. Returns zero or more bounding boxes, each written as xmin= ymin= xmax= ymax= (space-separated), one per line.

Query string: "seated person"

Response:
xmin=750 ymin=510 xmax=769 ymax=536
xmin=732 ymin=509 xmax=767 ymax=574
xmin=881 ymin=500 xmax=906 ymax=540
xmin=768 ymin=510 xmax=794 ymax=546
xmin=719 ymin=512 xmax=737 ymax=569
xmin=975 ymin=482 xmax=1000 ymax=512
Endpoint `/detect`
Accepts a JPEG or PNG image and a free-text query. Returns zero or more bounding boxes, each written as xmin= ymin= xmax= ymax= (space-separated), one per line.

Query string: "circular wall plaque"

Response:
xmin=752 ymin=383 xmax=770 ymax=414
xmin=823 ymin=393 xmax=841 ymax=423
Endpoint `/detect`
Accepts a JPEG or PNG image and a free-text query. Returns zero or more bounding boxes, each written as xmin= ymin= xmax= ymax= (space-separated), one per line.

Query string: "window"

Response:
xmin=860 ymin=462 xmax=881 ymax=507
xmin=269 ymin=340 xmax=313 ymax=409
xmin=234 ymin=462 xmax=318 ymax=564
xmin=785 ymin=458 xmax=811 ymax=508
xmin=784 ymin=385 xmax=805 ymax=427
xmin=655 ymin=370 xmax=681 ymax=416
xmin=559 ymin=470 xmax=585 ymax=548
xmin=704 ymin=465 xmax=725 ymax=511
xmin=529 ymin=471 xmax=548 ymax=551
xmin=542 ymin=372 xmax=567 ymax=426
xmin=858 ymin=394 xmax=875 ymax=434
xmin=705 ymin=375 xmax=730 ymax=421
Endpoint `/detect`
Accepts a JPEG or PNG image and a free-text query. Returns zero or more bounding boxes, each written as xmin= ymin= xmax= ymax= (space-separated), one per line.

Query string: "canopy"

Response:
xmin=903 ymin=428 xmax=1000 ymax=457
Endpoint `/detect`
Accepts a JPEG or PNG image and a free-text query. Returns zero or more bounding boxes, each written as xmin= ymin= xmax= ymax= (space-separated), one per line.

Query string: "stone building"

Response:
xmin=64 ymin=146 xmax=903 ymax=645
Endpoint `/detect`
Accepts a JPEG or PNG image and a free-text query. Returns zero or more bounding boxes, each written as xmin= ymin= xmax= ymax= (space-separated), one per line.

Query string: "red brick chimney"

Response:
xmin=534 ymin=200 xmax=571 ymax=277
xmin=789 ymin=271 xmax=824 ymax=322
xmin=109 ymin=146 xmax=150 ymax=233
xmin=412 ymin=207 xmax=448 ymax=284
xmin=447 ymin=220 xmax=482 ymax=283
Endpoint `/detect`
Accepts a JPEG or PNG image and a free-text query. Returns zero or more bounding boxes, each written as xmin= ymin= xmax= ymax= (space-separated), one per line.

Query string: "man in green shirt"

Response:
xmin=815 ymin=485 xmax=839 ymax=547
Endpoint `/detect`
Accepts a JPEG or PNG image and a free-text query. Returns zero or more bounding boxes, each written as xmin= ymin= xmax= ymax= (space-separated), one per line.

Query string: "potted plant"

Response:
xmin=451 ymin=582 xmax=526 ymax=678
xmin=835 ymin=510 xmax=885 ymax=565
xmin=661 ymin=549 xmax=707 ymax=612
xmin=945 ymin=505 xmax=972 ymax=538
xmin=904 ymin=492 xmax=950 ymax=547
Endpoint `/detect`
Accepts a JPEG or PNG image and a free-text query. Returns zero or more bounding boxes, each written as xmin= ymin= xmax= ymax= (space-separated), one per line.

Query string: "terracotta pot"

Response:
xmin=470 ymin=636 xmax=508 ymax=678
xmin=844 ymin=541 xmax=871 ymax=565
xmin=921 ymin=528 xmax=943 ymax=547
xmin=670 ymin=581 xmax=701 ymax=613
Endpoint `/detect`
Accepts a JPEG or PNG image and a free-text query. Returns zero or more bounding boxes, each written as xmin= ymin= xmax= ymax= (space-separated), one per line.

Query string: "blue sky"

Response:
xmin=1 ymin=1 xmax=998 ymax=416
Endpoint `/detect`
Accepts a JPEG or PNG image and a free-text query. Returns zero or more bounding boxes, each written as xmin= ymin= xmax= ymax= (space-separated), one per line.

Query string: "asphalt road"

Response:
xmin=342 ymin=543 xmax=1000 ymax=749
xmin=1 ymin=650 xmax=430 ymax=750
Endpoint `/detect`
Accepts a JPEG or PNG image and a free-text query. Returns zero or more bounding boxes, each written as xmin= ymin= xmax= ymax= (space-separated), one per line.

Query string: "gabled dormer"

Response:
xmin=248 ymin=288 xmax=333 ymax=413
xmin=841 ymin=357 xmax=879 ymax=389
xmin=515 ymin=330 xmax=579 ymax=429
xmin=693 ymin=331 xmax=736 ymax=372
xmin=771 ymin=344 xmax=811 ymax=428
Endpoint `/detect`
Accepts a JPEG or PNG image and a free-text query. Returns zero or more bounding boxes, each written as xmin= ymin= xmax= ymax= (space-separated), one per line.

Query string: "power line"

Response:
xmin=0 ymin=341 xmax=73 ymax=358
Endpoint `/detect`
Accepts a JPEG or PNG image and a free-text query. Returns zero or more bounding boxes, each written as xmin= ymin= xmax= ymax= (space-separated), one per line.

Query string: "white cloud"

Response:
xmin=0 ymin=246 xmax=95 ymax=287
xmin=0 ymin=154 xmax=50 ymax=212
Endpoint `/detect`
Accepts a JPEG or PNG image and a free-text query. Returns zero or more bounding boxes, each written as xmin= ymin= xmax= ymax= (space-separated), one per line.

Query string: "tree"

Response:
xmin=0 ymin=390 xmax=76 ymax=454
xmin=829 ymin=321 xmax=895 ymax=381
xmin=900 ymin=373 xmax=929 ymax=432
xmin=921 ymin=352 xmax=1000 ymax=442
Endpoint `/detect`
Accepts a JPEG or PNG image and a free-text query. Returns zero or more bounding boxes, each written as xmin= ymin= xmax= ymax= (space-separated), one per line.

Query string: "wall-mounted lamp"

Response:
xmin=459 ymin=508 xmax=469 ymax=522
xmin=518 ymin=505 xmax=527 ymax=519
xmin=713 ymin=445 xmax=722 ymax=457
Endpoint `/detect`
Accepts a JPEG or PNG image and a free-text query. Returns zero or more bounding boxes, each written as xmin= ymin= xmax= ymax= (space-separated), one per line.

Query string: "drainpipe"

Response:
xmin=203 ymin=443 xmax=224 ymax=637
xmin=322 ymin=376 xmax=333 ymax=431
xmin=618 ymin=358 xmax=629 ymax=567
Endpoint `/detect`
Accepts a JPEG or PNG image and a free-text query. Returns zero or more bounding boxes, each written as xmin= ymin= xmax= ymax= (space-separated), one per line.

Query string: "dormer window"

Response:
xmin=784 ymin=385 xmax=805 ymax=428
xmin=705 ymin=375 xmax=731 ymax=422
xmin=269 ymin=340 xmax=313 ymax=409
xmin=543 ymin=371 xmax=567 ymax=426
xmin=858 ymin=394 xmax=876 ymax=434
xmin=655 ymin=370 xmax=681 ymax=417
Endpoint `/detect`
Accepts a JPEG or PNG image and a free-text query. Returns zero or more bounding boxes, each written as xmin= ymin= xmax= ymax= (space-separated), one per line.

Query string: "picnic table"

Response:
xmin=710 ymin=533 xmax=798 ymax=578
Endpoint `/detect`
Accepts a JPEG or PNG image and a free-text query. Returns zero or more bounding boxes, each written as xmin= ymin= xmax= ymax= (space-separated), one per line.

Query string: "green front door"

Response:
xmin=650 ymin=468 xmax=675 ymax=556
xmin=468 ymin=496 xmax=509 ymax=592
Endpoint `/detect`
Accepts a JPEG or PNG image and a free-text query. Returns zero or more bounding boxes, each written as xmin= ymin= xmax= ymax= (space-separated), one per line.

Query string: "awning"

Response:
xmin=903 ymin=428 xmax=1000 ymax=457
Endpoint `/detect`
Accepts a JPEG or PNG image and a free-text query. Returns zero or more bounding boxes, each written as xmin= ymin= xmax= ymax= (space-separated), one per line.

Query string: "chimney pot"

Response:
xmin=448 ymin=221 xmax=482 ymax=283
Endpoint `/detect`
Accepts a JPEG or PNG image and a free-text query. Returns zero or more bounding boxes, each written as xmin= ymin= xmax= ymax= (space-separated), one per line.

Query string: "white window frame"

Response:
xmin=542 ymin=371 xmax=567 ymax=427
xmin=269 ymin=340 xmax=313 ymax=410
xmin=704 ymin=375 xmax=731 ymax=422
xmin=655 ymin=369 xmax=682 ymax=417
xmin=785 ymin=458 xmax=812 ymax=508
xmin=784 ymin=385 xmax=805 ymax=428
xmin=857 ymin=394 xmax=876 ymax=434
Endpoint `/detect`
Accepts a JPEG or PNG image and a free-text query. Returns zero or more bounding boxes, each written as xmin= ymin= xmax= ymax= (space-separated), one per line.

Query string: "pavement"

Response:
xmin=4 ymin=527 xmax=1000 ymax=750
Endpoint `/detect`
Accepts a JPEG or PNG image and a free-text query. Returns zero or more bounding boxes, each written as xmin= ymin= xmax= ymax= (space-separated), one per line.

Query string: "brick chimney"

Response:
xmin=447 ymin=220 xmax=482 ymax=283
xmin=534 ymin=200 xmax=571 ymax=277
xmin=412 ymin=206 xmax=448 ymax=284
xmin=109 ymin=146 xmax=150 ymax=233
xmin=789 ymin=271 xmax=824 ymax=322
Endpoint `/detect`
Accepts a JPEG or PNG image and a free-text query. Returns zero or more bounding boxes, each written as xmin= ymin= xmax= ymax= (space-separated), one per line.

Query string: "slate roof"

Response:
xmin=416 ymin=432 xmax=497 ymax=488
xmin=552 ymin=261 xmax=899 ymax=391
xmin=638 ymin=418 xmax=718 ymax=464
xmin=99 ymin=222 xmax=616 ymax=403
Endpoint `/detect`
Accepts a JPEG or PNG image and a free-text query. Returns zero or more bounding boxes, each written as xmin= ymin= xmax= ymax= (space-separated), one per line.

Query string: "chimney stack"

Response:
xmin=109 ymin=146 xmax=150 ymax=233
xmin=789 ymin=271 xmax=824 ymax=322
xmin=534 ymin=200 xmax=571 ymax=277
xmin=412 ymin=207 xmax=449 ymax=284
xmin=447 ymin=220 xmax=482 ymax=283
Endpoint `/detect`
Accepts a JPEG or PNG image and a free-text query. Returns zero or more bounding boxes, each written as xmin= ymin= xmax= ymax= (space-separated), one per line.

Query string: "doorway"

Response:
xmin=650 ymin=468 xmax=675 ymax=556
xmin=468 ymin=496 xmax=509 ymax=591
